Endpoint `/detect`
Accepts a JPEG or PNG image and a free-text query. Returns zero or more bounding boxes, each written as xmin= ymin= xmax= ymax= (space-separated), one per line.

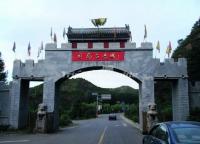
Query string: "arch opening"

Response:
xmin=55 ymin=66 xmax=141 ymax=128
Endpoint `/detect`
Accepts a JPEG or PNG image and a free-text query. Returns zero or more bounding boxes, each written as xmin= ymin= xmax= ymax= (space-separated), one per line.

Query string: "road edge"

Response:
xmin=120 ymin=114 xmax=142 ymax=131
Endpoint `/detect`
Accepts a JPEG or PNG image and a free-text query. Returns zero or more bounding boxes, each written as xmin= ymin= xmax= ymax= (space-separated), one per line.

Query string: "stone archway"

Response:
xmin=50 ymin=66 xmax=148 ymax=131
xmin=9 ymin=26 xmax=189 ymax=133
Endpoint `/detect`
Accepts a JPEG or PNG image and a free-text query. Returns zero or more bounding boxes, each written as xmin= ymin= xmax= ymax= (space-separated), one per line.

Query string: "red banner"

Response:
xmin=72 ymin=51 xmax=124 ymax=61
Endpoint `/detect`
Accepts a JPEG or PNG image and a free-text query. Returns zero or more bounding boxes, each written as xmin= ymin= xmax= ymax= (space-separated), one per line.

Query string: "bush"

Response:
xmin=111 ymin=104 xmax=122 ymax=113
xmin=124 ymin=104 xmax=139 ymax=122
xmin=60 ymin=111 xmax=72 ymax=126
xmin=69 ymin=102 xmax=96 ymax=119
xmin=102 ymin=104 xmax=111 ymax=114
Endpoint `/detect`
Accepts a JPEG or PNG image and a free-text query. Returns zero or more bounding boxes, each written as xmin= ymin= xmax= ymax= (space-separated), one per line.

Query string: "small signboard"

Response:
xmin=101 ymin=94 xmax=111 ymax=100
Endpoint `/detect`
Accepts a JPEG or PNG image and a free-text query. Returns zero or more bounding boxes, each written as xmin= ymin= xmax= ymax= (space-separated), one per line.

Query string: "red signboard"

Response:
xmin=72 ymin=51 xmax=124 ymax=61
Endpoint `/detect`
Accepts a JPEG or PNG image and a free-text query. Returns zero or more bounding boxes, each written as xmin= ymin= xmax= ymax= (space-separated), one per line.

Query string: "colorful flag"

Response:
xmin=37 ymin=41 xmax=44 ymax=58
xmin=50 ymin=27 xmax=53 ymax=39
xmin=13 ymin=42 xmax=16 ymax=53
xmin=156 ymin=41 xmax=160 ymax=53
xmin=40 ymin=41 xmax=44 ymax=51
xmin=144 ymin=25 xmax=147 ymax=40
xmin=63 ymin=28 xmax=66 ymax=39
xmin=37 ymin=47 xmax=40 ymax=58
xmin=28 ymin=42 xmax=31 ymax=56
xmin=53 ymin=33 xmax=57 ymax=43
xmin=166 ymin=41 xmax=172 ymax=58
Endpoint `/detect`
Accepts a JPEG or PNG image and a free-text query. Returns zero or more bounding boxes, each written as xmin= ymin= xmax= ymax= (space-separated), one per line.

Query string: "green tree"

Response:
xmin=0 ymin=52 xmax=7 ymax=81
xmin=172 ymin=18 xmax=200 ymax=80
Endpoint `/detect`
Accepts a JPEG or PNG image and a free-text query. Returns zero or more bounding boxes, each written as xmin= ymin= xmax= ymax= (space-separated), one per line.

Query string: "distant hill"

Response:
xmin=59 ymin=78 xmax=138 ymax=105
xmin=29 ymin=78 xmax=139 ymax=111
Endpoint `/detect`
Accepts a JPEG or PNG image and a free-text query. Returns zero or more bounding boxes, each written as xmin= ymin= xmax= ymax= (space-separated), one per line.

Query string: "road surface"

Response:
xmin=0 ymin=114 xmax=143 ymax=144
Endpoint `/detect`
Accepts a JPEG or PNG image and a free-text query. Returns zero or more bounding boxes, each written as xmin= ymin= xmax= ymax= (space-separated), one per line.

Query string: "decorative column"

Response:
xmin=140 ymin=77 xmax=155 ymax=133
xmin=9 ymin=79 xmax=21 ymax=128
xmin=172 ymin=78 xmax=189 ymax=120
xmin=42 ymin=78 xmax=59 ymax=132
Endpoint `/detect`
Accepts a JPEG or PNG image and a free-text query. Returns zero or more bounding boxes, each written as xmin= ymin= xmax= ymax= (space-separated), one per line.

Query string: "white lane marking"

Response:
xmin=122 ymin=122 xmax=127 ymax=127
xmin=98 ymin=126 xmax=108 ymax=144
xmin=0 ymin=140 xmax=30 ymax=143
xmin=115 ymin=124 xmax=120 ymax=127
xmin=67 ymin=126 xmax=78 ymax=129
xmin=61 ymin=126 xmax=78 ymax=130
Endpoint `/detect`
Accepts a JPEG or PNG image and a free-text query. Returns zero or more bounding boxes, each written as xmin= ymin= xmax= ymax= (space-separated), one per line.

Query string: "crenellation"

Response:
xmin=45 ymin=43 xmax=57 ymax=50
xmin=164 ymin=58 xmax=175 ymax=64
xmin=25 ymin=59 xmax=34 ymax=67
xmin=177 ymin=58 xmax=187 ymax=67
xmin=125 ymin=42 xmax=136 ymax=48
xmin=13 ymin=60 xmax=22 ymax=68
xmin=61 ymin=43 xmax=71 ymax=49
xmin=141 ymin=42 xmax=153 ymax=49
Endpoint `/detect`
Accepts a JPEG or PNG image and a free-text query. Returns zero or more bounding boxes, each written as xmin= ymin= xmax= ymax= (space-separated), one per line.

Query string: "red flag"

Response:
xmin=28 ymin=42 xmax=31 ymax=56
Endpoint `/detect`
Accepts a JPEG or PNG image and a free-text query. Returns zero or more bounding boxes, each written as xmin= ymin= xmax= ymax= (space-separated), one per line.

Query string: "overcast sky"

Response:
xmin=0 ymin=0 xmax=199 ymax=89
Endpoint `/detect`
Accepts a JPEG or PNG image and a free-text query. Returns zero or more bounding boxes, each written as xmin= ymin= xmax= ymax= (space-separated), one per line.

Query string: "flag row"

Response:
xmin=155 ymin=41 xmax=172 ymax=58
xmin=12 ymin=41 xmax=44 ymax=58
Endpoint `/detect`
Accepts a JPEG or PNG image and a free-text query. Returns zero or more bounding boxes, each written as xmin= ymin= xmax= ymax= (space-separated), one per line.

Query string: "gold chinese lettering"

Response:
xmin=86 ymin=52 xmax=92 ymax=59
xmin=95 ymin=53 xmax=100 ymax=59
xmin=77 ymin=53 xmax=82 ymax=59
xmin=110 ymin=53 xmax=116 ymax=59
xmin=103 ymin=53 xmax=107 ymax=59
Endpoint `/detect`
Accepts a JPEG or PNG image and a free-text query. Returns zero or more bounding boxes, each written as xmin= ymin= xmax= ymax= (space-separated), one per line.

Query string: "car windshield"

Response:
xmin=172 ymin=127 xmax=200 ymax=144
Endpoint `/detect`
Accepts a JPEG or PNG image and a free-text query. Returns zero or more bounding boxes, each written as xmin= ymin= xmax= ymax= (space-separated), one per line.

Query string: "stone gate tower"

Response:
xmin=9 ymin=25 xmax=189 ymax=132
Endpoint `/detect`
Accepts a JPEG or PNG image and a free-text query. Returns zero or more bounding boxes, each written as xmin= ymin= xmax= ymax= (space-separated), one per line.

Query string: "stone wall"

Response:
xmin=0 ymin=81 xmax=10 ymax=125
xmin=189 ymin=81 xmax=200 ymax=109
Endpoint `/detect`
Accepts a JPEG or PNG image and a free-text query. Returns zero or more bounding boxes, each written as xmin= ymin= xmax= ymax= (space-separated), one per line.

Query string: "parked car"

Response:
xmin=108 ymin=113 xmax=117 ymax=120
xmin=143 ymin=121 xmax=200 ymax=144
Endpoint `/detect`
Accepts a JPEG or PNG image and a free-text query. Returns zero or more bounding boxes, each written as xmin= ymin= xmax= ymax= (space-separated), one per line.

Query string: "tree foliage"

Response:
xmin=172 ymin=18 xmax=200 ymax=80
xmin=0 ymin=53 xmax=7 ymax=81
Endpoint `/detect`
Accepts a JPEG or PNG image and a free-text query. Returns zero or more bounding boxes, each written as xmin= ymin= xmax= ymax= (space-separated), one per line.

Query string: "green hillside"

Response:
xmin=29 ymin=78 xmax=139 ymax=127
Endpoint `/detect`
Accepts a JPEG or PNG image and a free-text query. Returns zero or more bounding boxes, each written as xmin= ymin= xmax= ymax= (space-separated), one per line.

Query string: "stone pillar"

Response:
xmin=172 ymin=78 xmax=189 ymax=120
xmin=42 ymin=78 xmax=59 ymax=132
xmin=140 ymin=77 xmax=155 ymax=133
xmin=9 ymin=79 xmax=29 ymax=129
xmin=9 ymin=79 xmax=21 ymax=128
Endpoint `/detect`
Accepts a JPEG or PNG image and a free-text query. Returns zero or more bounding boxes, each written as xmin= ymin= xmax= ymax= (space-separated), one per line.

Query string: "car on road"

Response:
xmin=108 ymin=113 xmax=117 ymax=120
xmin=143 ymin=121 xmax=200 ymax=144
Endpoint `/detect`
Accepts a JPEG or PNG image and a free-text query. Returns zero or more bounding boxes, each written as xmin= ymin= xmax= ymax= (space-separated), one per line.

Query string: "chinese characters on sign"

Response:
xmin=72 ymin=51 xmax=125 ymax=61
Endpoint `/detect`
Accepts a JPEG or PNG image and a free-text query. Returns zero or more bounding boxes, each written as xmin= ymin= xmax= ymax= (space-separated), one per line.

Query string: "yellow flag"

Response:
xmin=156 ymin=41 xmax=160 ymax=53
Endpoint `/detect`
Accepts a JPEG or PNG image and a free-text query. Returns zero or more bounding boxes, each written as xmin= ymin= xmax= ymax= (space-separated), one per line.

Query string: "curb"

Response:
xmin=120 ymin=114 xmax=141 ymax=131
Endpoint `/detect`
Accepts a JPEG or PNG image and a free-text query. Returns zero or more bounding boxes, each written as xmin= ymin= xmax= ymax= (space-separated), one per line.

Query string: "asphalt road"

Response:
xmin=0 ymin=114 xmax=143 ymax=144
